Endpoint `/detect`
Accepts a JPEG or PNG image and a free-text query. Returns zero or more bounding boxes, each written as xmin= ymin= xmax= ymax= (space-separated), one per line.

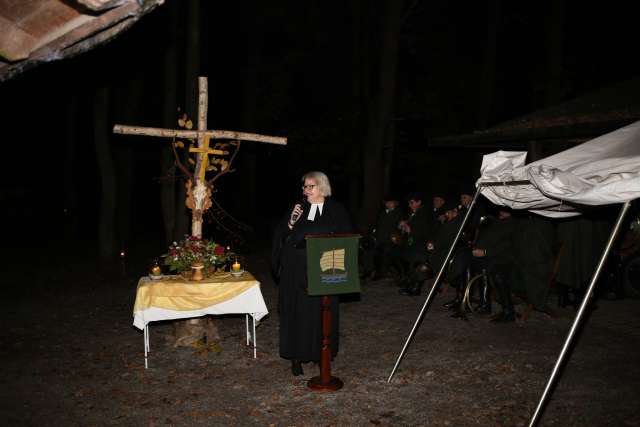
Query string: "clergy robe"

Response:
xmin=271 ymin=197 xmax=352 ymax=362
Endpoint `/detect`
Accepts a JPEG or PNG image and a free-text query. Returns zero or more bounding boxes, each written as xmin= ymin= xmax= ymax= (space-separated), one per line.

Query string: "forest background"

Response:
xmin=2 ymin=0 xmax=638 ymax=261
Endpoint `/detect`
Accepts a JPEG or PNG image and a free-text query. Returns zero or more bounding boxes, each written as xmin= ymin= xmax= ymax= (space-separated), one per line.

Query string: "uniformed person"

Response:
xmin=424 ymin=199 xmax=468 ymax=301
xmin=400 ymin=198 xmax=466 ymax=297
xmin=369 ymin=194 xmax=404 ymax=280
xmin=392 ymin=192 xmax=431 ymax=294
xmin=472 ymin=206 xmax=517 ymax=322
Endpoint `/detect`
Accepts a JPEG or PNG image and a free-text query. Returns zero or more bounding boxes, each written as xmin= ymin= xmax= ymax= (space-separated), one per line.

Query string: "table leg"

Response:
xmin=245 ymin=315 xmax=249 ymax=346
xmin=252 ymin=316 xmax=257 ymax=359
xmin=245 ymin=315 xmax=257 ymax=359
xmin=144 ymin=324 xmax=149 ymax=369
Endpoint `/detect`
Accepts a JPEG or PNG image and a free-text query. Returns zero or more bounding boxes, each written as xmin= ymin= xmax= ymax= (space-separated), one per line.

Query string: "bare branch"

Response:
xmin=171 ymin=137 xmax=194 ymax=181
xmin=207 ymin=140 xmax=241 ymax=186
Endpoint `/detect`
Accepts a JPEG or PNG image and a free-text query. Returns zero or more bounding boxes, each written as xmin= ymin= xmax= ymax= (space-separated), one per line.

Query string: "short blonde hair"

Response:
xmin=302 ymin=171 xmax=332 ymax=197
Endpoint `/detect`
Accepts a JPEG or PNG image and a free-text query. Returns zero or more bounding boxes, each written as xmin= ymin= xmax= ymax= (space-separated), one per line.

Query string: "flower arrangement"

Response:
xmin=163 ymin=236 xmax=231 ymax=276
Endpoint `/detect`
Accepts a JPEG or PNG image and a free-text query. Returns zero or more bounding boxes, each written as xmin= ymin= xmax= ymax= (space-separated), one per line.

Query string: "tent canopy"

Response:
xmin=477 ymin=120 xmax=640 ymax=217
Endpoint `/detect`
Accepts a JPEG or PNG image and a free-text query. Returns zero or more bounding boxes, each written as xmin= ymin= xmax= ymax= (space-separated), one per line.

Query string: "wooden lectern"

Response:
xmin=307 ymin=295 xmax=343 ymax=391
xmin=305 ymin=234 xmax=361 ymax=392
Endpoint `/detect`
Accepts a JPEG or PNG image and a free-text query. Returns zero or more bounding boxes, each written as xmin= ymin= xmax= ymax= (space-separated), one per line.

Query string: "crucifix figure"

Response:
xmin=113 ymin=76 xmax=287 ymax=238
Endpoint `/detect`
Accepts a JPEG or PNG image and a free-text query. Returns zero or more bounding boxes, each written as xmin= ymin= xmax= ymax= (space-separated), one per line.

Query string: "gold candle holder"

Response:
xmin=191 ymin=262 xmax=205 ymax=281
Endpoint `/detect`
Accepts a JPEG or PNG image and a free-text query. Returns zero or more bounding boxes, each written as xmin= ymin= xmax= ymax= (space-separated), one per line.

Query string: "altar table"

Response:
xmin=133 ymin=272 xmax=269 ymax=368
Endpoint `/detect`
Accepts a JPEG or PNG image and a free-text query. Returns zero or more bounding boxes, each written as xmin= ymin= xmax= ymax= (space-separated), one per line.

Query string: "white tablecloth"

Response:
xmin=133 ymin=275 xmax=269 ymax=329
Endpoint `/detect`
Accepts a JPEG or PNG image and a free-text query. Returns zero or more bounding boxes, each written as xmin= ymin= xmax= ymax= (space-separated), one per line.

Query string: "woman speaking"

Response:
xmin=272 ymin=171 xmax=352 ymax=376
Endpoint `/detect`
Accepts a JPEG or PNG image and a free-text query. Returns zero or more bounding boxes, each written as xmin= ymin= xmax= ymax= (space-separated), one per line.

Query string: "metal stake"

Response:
xmin=529 ymin=201 xmax=632 ymax=426
xmin=387 ymin=187 xmax=482 ymax=382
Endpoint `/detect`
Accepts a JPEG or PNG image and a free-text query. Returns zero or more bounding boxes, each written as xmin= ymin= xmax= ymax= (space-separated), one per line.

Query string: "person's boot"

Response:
xmin=557 ymin=283 xmax=570 ymax=308
xmin=491 ymin=309 xmax=515 ymax=322
xmin=443 ymin=284 xmax=462 ymax=310
xmin=370 ymin=268 xmax=384 ymax=281
xmin=396 ymin=277 xmax=410 ymax=290
xmin=399 ymin=280 xmax=423 ymax=296
xmin=489 ymin=270 xmax=514 ymax=322
xmin=450 ymin=303 xmax=469 ymax=320
xmin=291 ymin=360 xmax=304 ymax=376
xmin=491 ymin=299 xmax=516 ymax=322
xmin=442 ymin=297 xmax=459 ymax=309
xmin=476 ymin=280 xmax=492 ymax=314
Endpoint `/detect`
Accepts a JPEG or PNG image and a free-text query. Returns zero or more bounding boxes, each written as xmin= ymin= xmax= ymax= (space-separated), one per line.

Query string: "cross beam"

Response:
xmin=112 ymin=76 xmax=287 ymax=238
xmin=112 ymin=125 xmax=287 ymax=145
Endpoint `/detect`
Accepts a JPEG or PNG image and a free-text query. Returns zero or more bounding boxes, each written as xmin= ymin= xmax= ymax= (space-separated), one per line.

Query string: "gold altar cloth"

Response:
xmin=134 ymin=272 xmax=259 ymax=312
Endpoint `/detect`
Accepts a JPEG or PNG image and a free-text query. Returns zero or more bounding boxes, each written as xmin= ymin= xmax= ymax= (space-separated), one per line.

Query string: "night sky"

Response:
xmin=2 ymin=1 xmax=639 ymax=255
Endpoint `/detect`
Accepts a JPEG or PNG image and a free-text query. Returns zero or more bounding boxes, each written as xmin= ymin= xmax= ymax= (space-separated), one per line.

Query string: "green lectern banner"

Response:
xmin=306 ymin=234 xmax=361 ymax=296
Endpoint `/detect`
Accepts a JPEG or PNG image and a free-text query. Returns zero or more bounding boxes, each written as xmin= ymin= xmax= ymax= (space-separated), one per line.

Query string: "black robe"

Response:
xmin=271 ymin=198 xmax=352 ymax=362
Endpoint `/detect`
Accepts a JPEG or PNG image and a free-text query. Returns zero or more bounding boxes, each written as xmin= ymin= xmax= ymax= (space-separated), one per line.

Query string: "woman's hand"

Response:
xmin=288 ymin=204 xmax=303 ymax=229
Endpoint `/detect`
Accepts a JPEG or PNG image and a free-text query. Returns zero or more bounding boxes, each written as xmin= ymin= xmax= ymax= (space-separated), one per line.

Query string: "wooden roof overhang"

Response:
xmin=429 ymin=78 xmax=640 ymax=151
xmin=0 ymin=0 xmax=163 ymax=82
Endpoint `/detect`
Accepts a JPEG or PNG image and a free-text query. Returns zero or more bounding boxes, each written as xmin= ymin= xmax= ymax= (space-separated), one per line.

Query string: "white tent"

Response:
xmin=477 ymin=120 xmax=640 ymax=217
xmin=388 ymin=120 xmax=640 ymax=426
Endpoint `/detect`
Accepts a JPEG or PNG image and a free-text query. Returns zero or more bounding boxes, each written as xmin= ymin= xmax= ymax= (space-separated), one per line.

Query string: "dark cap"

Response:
xmin=442 ymin=198 xmax=459 ymax=212
xmin=406 ymin=191 xmax=424 ymax=202
xmin=383 ymin=193 xmax=399 ymax=202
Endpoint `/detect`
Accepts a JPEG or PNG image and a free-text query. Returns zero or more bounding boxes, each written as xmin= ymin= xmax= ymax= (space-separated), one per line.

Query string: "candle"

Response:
xmin=232 ymin=261 xmax=241 ymax=272
xmin=151 ymin=265 xmax=161 ymax=276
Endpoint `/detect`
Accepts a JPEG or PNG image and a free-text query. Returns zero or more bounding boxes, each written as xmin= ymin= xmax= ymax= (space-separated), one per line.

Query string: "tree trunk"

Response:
xmin=347 ymin=0 xmax=365 ymax=220
xmin=63 ymin=93 xmax=79 ymax=241
xmin=236 ymin=6 xmax=261 ymax=234
xmin=359 ymin=0 xmax=404 ymax=230
xmin=114 ymin=76 xmax=141 ymax=253
xmin=476 ymin=0 xmax=500 ymax=129
xmin=177 ymin=0 xmax=202 ymax=239
xmin=95 ymin=85 xmax=116 ymax=259
xmin=543 ymin=0 xmax=566 ymax=106
xmin=160 ymin=0 xmax=179 ymax=244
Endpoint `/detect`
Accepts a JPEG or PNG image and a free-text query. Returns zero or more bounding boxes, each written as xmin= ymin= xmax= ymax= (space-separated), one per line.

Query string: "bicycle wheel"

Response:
xmin=462 ymin=273 xmax=487 ymax=312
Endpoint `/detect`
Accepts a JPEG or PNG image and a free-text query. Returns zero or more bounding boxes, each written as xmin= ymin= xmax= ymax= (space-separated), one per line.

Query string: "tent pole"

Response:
xmin=529 ymin=200 xmax=632 ymax=426
xmin=387 ymin=186 xmax=483 ymax=383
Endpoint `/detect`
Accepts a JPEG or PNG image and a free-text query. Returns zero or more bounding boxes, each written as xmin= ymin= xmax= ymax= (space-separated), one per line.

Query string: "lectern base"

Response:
xmin=307 ymin=375 xmax=343 ymax=392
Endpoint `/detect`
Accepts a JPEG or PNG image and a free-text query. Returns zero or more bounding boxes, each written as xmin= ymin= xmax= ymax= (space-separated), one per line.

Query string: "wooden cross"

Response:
xmin=113 ymin=76 xmax=287 ymax=238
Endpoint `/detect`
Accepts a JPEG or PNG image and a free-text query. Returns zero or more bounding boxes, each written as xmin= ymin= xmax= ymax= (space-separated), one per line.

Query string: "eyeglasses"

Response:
xmin=302 ymin=184 xmax=316 ymax=190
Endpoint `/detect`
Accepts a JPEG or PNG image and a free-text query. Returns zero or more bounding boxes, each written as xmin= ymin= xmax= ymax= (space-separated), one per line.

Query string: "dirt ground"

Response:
xmin=2 ymin=243 xmax=640 ymax=427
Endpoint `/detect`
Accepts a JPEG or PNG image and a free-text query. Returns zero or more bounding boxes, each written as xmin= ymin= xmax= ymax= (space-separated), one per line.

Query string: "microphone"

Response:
xmin=290 ymin=198 xmax=305 ymax=223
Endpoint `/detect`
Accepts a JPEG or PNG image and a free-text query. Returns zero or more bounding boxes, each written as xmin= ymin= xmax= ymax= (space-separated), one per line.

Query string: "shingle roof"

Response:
xmin=430 ymin=77 xmax=640 ymax=149
xmin=0 ymin=0 xmax=162 ymax=82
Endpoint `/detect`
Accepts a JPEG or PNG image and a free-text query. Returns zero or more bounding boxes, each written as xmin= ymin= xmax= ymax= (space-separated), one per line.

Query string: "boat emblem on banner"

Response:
xmin=319 ymin=248 xmax=348 ymax=284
